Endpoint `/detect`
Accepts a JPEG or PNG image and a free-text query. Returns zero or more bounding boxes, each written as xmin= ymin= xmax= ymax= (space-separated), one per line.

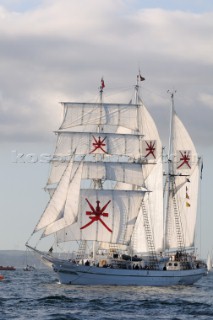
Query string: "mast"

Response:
xmin=135 ymin=72 xmax=145 ymax=105
xmin=164 ymin=91 xmax=175 ymax=252
xmin=98 ymin=77 xmax=105 ymax=134
xmin=99 ymin=77 xmax=105 ymax=104
xmin=91 ymin=77 xmax=105 ymax=255
xmin=168 ymin=90 xmax=176 ymax=165
xmin=132 ymin=73 xmax=159 ymax=267
xmin=164 ymin=91 xmax=186 ymax=253
xmin=135 ymin=74 xmax=139 ymax=104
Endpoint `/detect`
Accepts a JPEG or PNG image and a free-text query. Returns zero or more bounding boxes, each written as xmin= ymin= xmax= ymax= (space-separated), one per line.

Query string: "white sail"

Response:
xmin=165 ymin=111 xmax=200 ymax=250
xmin=35 ymin=99 xmax=148 ymax=241
xmin=48 ymin=161 xmax=145 ymax=188
xmin=207 ymin=253 xmax=212 ymax=271
xmin=60 ymin=102 xmax=140 ymax=132
xmin=46 ymin=130 xmax=144 ymax=191
xmin=50 ymin=132 xmax=143 ymax=158
xmin=56 ymin=190 xmax=144 ymax=244
xmin=131 ymin=103 xmax=164 ymax=254
xmin=34 ymin=157 xmax=74 ymax=232
xmin=43 ymin=162 xmax=84 ymax=236
xmin=26 ymin=79 xmax=207 ymax=287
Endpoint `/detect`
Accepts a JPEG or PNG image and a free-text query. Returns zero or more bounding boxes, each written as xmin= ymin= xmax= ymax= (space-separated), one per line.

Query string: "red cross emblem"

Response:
xmin=144 ymin=141 xmax=156 ymax=159
xmin=80 ymin=199 xmax=112 ymax=232
xmin=177 ymin=151 xmax=191 ymax=169
xmin=89 ymin=136 xmax=107 ymax=154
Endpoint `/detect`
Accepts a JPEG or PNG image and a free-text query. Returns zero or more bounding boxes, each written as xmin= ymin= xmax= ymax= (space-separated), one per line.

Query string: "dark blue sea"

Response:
xmin=0 ymin=269 xmax=213 ymax=320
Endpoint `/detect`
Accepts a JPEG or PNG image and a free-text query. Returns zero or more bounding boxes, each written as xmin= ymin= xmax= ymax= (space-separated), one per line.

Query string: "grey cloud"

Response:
xmin=0 ymin=1 xmax=212 ymax=148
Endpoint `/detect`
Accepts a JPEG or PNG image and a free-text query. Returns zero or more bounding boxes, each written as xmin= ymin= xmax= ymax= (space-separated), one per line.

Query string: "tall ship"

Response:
xmin=26 ymin=75 xmax=207 ymax=286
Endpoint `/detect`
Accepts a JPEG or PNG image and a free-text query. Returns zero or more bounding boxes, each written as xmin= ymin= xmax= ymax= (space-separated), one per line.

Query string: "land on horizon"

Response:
xmin=0 ymin=250 xmax=46 ymax=268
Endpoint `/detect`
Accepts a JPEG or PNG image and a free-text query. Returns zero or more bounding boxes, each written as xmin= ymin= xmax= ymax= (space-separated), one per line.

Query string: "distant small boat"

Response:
xmin=0 ymin=266 xmax=16 ymax=271
xmin=0 ymin=274 xmax=4 ymax=280
xmin=207 ymin=253 xmax=212 ymax=271
xmin=23 ymin=265 xmax=36 ymax=271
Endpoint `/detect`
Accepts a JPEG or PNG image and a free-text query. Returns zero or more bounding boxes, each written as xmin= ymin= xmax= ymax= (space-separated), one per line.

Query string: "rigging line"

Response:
xmin=171 ymin=178 xmax=186 ymax=251
xmin=60 ymin=102 xmax=105 ymax=129
xmin=144 ymin=85 xmax=175 ymax=101
xmin=129 ymin=199 xmax=143 ymax=249
xmin=60 ymin=104 xmax=101 ymax=129
xmin=60 ymin=103 xmax=139 ymax=130
xmin=198 ymin=166 xmax=203 ymax=257
xmin=103 ymin=86 xmax=136 ymax=99
xmin=66 ymin=154 xmax=85 ymax=186
xmin=66 ymin=86 xmax=134 ymax=105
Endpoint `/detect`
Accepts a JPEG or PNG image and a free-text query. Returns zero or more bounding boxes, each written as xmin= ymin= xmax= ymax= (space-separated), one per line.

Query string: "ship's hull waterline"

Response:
xmin=51 ymin=259 xmax=206 ymax=286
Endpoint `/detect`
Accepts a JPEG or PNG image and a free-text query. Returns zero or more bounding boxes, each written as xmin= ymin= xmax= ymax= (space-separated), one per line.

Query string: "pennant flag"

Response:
xmin=138 ymin=74 xmax=145 ymax=81
xmin=186 ymin=186 xmax=190 ymax=199
xmin=200 ymin=161 xmax=203 ymax=179
xmin=186 ymin=186 xmax=190 ymax=206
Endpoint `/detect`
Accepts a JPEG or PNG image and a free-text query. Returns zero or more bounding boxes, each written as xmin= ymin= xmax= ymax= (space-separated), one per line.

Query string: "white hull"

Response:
xmin=51 ymin=259 xmax=207 ymax=286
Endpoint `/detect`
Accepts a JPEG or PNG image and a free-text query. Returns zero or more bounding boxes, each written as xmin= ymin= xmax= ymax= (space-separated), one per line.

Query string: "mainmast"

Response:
xmin=164 ymin=91 xmax=176 ymax=252
xmin=168 ymin=90 xmax=176 ymax=166
xmin=134 ymin=72 xmax=145 ymax=104
xmin=133 ymin=72 xmax=159 ymax=268
xmin=92 ymin=77 xmax=105 ymax=259
xmin=164 ymin=91 xmax=186 ymax=253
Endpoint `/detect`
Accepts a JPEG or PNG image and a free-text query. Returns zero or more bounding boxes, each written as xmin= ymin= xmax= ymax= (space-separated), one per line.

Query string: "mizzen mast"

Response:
xmin=165 ymin=91 xmax=186 ymax=254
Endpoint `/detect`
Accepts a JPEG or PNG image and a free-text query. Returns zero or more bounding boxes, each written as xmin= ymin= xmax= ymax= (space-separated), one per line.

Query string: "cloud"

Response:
xmin=0 ymin=0 xmax=212 ymax=147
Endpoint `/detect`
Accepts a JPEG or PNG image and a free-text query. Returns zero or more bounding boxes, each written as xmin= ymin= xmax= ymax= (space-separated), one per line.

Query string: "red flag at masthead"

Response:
xmin=101 ymin=78 xmax=105 ymax=89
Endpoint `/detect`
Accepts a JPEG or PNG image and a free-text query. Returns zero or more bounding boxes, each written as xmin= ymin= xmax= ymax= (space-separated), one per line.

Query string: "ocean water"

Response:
xmin=0 ymin=269 xmax=213 ymax=320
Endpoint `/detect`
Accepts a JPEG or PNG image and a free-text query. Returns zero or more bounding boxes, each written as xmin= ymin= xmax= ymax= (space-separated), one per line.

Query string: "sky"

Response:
xmin=0 ymin=0 xmax=213 ymax=259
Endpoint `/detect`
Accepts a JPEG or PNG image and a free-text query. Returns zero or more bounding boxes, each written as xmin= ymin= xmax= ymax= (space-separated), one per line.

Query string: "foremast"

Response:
xmin=91 ymin=77 xmax=105 ymax=260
